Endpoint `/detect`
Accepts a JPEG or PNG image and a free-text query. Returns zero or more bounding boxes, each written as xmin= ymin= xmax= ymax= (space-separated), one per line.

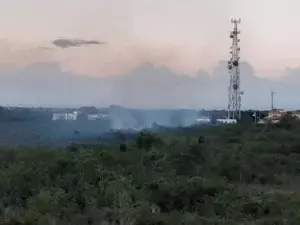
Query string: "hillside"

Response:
xmin=0 ymin=116 xmax=300 ymax=224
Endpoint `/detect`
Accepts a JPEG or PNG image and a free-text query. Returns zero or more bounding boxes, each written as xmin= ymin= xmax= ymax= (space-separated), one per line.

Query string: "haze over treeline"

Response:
xmin=0 ymin=61 xmax=299 ymax=109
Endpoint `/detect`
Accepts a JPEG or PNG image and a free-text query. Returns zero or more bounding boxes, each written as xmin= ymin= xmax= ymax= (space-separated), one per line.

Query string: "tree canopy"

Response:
xmin=0 ymin=119 xmax=300 ymax=224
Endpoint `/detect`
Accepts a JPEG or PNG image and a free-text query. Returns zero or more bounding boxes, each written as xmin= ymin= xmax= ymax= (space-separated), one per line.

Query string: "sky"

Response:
xmin=0 ymin=0 xmax=300 ymax=79
xmin=0 ymin=0 xmax=300 ymax=109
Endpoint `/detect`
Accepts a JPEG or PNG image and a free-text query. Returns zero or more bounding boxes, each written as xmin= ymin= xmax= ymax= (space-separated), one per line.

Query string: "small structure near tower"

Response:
xmin=227 ymin=18 xmax=243 ymax=120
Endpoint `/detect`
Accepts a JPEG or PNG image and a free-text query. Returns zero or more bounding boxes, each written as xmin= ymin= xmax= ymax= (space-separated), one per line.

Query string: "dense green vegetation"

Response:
xmin=1 ymin=116 xmax=300 ymax=224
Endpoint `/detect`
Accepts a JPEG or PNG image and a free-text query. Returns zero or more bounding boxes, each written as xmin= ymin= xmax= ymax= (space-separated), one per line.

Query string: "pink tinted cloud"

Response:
xmin=0 ymin=39 xmax=216 ymax=77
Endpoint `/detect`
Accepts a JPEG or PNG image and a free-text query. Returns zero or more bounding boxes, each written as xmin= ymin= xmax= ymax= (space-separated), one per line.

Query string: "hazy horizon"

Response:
xmin=0 ymin=60 xmax=298 ymax=110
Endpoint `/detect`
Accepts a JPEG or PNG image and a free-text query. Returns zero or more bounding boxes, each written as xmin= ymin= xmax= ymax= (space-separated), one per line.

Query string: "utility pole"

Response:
xmin=253 ymin=111 xmax=257 ymax=123
xmin=271 ymin=91 xmax=275 ymax=111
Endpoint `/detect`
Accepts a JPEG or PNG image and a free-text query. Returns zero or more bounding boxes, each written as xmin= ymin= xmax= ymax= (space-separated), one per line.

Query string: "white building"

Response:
xmin=195 ymin=117 xmax=211 ymax=124
xmin=216 ymin=118 xmax=237 ymax=124
xmin=52 ymin=113 xmax=65 ymax=121
xmin=66 ymin=111 xmax=78 ymax=120
xmin=52 ymin=111 xmax=79 ymax=121
xmin=87 ymin=113 xmax=109 ymax=120
xmin=266 ymin=110 xmax=287 ymax=120
xmin=291 ymin=112 xmax=300 ymax=120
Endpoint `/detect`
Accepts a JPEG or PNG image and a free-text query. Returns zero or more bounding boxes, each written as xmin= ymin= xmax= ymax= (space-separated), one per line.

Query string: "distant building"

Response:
xmin=195 ymin=117 xmax=211 ymax=124
xmin=52 ymin=113 xmax=65 ymax=121
xmin=216 ymin=118 xmax=237 ymax=124
xmin=87 ymin=113 xmax=109 ymax=121
xmin=52 ymin=111 xmax=79 ymax=121
xmin=266 ymin=110 xmax=287 ymax=121
xmin=258 ymin=109 xmax=300 ymax=124
xmin=291 ymin=111 xmax=300 ymax=120
xmin=195 ymin=116 xmax=237 ymax=124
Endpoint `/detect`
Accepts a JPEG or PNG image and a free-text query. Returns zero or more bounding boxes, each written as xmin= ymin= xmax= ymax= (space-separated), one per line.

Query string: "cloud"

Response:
xmin=37 ymin=46 xmax=52 ymax=50
xmin=52 ymin=38 xmax=107 ymax=48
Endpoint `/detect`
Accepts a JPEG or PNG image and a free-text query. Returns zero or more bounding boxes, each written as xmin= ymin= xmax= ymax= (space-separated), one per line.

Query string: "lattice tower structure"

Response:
xmin=227 ymin=18 xmax=243 ymax=120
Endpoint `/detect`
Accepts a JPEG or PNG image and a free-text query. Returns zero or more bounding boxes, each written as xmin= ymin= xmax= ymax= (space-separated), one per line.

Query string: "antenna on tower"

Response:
xmin=227 ymin=17 xmax=242 ymax=120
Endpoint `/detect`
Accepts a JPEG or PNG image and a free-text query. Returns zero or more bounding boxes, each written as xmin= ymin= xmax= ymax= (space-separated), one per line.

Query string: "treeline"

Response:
xmin=0 ymin=106 xmax=270 ymax=124
xmin=0 ymin=107 xmax=51 ymax=122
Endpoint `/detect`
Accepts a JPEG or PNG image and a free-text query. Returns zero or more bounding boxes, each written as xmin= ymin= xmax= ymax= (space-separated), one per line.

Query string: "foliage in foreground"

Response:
xmin=1 ymin=118 xmax=300 ymax=224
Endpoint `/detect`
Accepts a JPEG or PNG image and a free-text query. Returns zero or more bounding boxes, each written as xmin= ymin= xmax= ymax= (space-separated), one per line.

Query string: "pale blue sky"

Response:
xmin=0 ymin=0 xmax=299 ymax=78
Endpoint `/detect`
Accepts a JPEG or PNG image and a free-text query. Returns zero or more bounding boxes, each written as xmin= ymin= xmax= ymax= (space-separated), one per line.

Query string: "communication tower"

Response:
xmin=227 ymin=18 xmax=243 ymax=120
